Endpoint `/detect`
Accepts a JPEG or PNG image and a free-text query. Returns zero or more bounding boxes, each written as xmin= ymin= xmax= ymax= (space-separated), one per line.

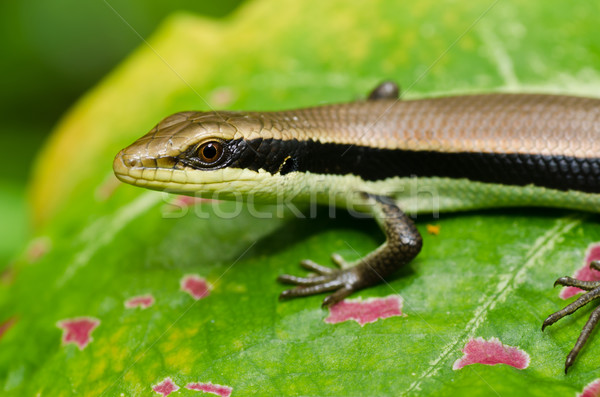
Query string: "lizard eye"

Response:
xmin=197 ymin=140 xmax=224 ymax=164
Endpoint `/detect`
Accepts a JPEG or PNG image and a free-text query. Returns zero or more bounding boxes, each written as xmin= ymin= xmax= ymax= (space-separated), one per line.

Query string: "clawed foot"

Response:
xmin=278 ymin=254 xmax=368 ymax=306
xmin=278 ymin=193 xmax=421 ymax=307
xmin=542 ymin=260 xmax=600 ymax=373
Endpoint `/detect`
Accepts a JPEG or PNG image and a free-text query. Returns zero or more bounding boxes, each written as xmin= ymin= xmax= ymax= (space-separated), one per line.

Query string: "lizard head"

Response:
xmin=113 ymin=111 xmax=300 ymax=202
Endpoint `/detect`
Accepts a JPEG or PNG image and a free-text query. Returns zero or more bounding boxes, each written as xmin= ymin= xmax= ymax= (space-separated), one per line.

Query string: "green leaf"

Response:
xmin=3 ymin=0 xmax=600 ymax=395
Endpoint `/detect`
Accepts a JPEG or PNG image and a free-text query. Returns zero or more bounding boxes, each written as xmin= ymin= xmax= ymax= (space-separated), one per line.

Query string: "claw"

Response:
xmin=565 ymin=352 xmax=576 ymax=374
xmin=553 ymin=277 xmax=571 ymax=288
xmin=553 ymin=276 xmax=600 ymax=290
xmin=278 ymin=254 xmax=365 ymax=305
xmin=544 ymin=282 xmax=600 ymax=372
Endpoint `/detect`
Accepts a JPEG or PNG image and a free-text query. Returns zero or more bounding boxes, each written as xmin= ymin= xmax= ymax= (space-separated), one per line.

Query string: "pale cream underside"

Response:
xmin=118 ymin=167 xmax=600 ymax=215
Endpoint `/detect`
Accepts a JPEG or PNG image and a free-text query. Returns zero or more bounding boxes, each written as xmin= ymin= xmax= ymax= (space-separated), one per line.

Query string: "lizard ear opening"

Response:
xmin=279 ymin=156 xmax=297 ymax=175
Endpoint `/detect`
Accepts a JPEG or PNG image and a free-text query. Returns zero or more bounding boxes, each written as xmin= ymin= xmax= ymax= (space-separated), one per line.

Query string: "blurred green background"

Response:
xmin=0 ymin=0 xmax=245 ymax=268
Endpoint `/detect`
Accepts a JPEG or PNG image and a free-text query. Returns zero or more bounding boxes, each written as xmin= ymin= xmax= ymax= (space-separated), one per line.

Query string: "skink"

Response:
xmin=113 ymin=82 xmax=600 ymax=373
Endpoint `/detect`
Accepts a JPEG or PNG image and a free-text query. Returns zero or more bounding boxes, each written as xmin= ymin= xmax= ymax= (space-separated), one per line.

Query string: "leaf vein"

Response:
xmin=403 ymin=215 xmax=583 ymax=394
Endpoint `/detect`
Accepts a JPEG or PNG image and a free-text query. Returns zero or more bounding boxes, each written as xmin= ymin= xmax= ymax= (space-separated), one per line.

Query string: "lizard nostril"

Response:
xmin=113 ymin=150 xmax=142 ymax=177
xmin=124 ymin=156 xmax=138 ymax=168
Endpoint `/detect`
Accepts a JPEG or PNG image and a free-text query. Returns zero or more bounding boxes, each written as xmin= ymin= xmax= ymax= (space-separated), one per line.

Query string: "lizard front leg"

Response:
xmin=278 ymin=193 xmax=423 ymax=306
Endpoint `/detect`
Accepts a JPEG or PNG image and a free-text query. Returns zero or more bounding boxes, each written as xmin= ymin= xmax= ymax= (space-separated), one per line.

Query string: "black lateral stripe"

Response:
xmin=223 ymin=138 xmax=600 ymax=194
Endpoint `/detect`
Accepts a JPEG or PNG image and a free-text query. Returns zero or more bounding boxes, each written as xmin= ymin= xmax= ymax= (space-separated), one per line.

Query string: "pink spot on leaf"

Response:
xmin=26 ymin=237 xmax=51 ymax=263
xmin=560 ymin=244 xmax=600 ymax=299
xmin=153 ymin=377 xmax=180 ymax=396
xmin=186 ymin=382 xmax=232 ymax=397
xmin=56 ymin=317 xmax=100 ymax=350
xmin=125 ymin=294 xmax=155 ymax=309
xmin=325 ymin=296 xmax=404 ymax=326
xmin=0 ymin=316 xmax=17 ymax=340
xmin=579 ymin=379 xmax=600 ymax=397
xmin=181 ymin=275 xmax=211 ymax=300
xmin=452 ymin=337 xmax=530 ymax=370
